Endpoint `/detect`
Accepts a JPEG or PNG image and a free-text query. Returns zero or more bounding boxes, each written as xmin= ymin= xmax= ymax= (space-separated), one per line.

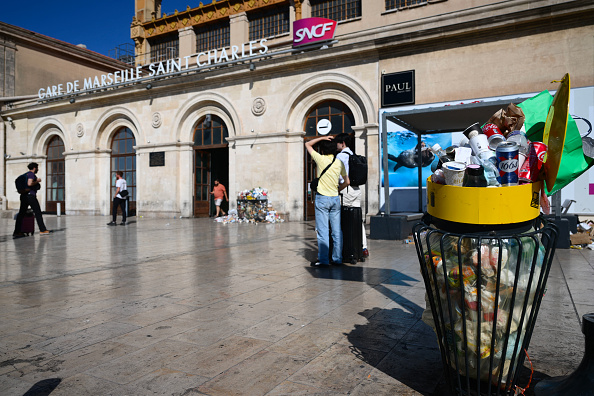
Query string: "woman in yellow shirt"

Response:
xmin=305 ymin=135 xmax=350 ymax=266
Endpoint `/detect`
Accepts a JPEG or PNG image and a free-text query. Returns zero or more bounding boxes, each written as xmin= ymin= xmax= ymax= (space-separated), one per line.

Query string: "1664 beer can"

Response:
xmin=496 ymin=141 xmax=519 ymax=186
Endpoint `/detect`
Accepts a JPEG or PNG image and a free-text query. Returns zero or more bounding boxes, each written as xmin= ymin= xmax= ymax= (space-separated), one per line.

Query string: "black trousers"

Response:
xmin=112 ymin=197 xmax=127 ymax=222
xmin=14 ymin=194 xmax=47 ymax=233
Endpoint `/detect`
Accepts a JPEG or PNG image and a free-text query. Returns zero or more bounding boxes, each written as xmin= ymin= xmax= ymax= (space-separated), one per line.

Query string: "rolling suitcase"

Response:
xmin=341 ymin=206 xmax=364 ymax=264
xmin=21 ymin=209 xmax=36 ymax=236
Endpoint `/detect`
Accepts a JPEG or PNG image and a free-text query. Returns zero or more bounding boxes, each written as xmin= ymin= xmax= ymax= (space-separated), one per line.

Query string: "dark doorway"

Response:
xmin=46 ymin=136 xmax=65 ymax=214
xmin=193 ymin=114 xmax=229 ymax=218
xmin=111 ymin=127 xmax=137 ymax=216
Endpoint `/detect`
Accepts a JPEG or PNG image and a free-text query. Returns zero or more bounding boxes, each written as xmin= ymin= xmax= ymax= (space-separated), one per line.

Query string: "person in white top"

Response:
xmin=336 ymin=134 xmax=369 ymax=257
xmin=107 ymin=171 xmax=128 ymax=226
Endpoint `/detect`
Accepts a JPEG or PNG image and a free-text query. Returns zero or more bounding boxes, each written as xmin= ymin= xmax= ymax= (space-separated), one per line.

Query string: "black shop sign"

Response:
xmin=381 ymin=70 xmax=415 ymax=107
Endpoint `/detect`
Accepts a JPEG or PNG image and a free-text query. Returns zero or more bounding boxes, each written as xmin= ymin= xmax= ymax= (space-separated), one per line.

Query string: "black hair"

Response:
xmin=28 ymin=162 xmax=38 ymax=170
xmin=319 ymin=139 xmax=337 ymax=155
xmin=334 ymin=133 xmax=350 ymax=145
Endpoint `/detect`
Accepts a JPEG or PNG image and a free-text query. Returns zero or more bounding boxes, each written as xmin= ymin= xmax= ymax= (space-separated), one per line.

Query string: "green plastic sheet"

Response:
xmin=518 ymin=91 xmax=594 ymax=196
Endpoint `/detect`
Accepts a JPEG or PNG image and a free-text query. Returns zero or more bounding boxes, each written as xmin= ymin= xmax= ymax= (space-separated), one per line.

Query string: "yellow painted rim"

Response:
xmin=427 ymin=179 xmax=542 ymax=224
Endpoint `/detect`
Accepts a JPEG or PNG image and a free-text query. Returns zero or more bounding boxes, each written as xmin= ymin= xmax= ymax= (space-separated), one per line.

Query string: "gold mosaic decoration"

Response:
xmin=207 ymin=11 xmax=214 ymax=19
xmin=220 ymin=7 xmax=228 ymax=15
xmin=248 ymin=0 xmax=255 ymax=8
xmin=194 ymin=14 xmax=202 ymax=22
xmin=182 ymin=18 xmax=189 ymax=26
xmin=170 ymin=22 xmax=177 ymax=29
xmin=159 ymin=24 xmax=165 ymax=32
xmin=233 ymin=3 xmax=241 ymax=11
xmin=148 ymin=27 xmax=154 ymax=35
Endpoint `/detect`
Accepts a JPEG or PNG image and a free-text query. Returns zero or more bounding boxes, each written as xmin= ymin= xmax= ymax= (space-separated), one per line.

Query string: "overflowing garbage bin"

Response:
xmin=413 ymin=180 xmax=558 ymax=396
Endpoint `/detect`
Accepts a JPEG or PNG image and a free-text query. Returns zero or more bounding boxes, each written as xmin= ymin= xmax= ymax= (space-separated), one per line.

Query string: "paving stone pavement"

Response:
xmin=0 ymin=215 xmax=592 ymax=395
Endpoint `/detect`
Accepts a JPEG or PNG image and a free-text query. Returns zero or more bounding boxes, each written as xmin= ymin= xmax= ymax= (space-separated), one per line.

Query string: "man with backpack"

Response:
xmin=13 ymin=162 xmax=51 ymax=238
xmin=336 ymin=134 xmax=369 ymax=258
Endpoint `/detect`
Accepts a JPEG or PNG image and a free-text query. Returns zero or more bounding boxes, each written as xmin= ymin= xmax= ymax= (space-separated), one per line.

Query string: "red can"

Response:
xmin=482 ymin=123 xmax=505 ymax=150
xmin=518 ymin=142 xmax=547 ymax=182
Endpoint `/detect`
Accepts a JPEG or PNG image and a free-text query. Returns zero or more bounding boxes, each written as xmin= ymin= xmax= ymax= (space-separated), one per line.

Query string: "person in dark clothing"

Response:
xmin=13 ymin=162 xmax=51 ymax=238
xmin=107 ymin=171 xmax=128 ymax=226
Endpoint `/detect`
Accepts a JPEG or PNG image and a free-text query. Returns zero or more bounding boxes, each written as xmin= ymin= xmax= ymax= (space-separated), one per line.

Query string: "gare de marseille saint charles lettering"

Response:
xmin=37 ymin=17 xmax=338 ymax=100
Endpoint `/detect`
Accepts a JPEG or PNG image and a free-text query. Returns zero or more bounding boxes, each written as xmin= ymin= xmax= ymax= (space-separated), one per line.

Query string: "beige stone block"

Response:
xmin=85 ymin=339 xmax=200 ymax=385
xmin=266 ymin=324 xmax=344 ymax=359
xmin=167 ymin=335 xmax=271 ymax=377
xmin=122 ymin=368 xmax=209 ymax=395
xmin=287 ymin=343 xmax=386 ymax=393
xmin=198 ymin=350 xmax=308 ymax=396
xmin=113 ymin=317 xmax=199 ymax=348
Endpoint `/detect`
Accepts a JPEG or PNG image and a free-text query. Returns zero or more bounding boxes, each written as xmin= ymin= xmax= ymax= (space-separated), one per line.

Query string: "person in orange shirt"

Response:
xmin=210 ymin=179 xmax=228 ymax=217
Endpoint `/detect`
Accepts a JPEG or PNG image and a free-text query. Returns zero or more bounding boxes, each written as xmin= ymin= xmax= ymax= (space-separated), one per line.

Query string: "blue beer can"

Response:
xmin=496 ymin=141 xmax=519 ymax=185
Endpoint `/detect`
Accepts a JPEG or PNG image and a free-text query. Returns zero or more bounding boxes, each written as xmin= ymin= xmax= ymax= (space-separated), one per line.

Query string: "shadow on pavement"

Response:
xmin=307 ymin=265 xmax=446 ymax=394
xmin=22 ymin=378 xmax=61 ymax=396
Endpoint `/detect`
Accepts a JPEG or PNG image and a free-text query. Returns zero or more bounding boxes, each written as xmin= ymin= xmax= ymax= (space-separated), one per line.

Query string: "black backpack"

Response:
xmin=347 ymin=152 xmax=368 ymax=187
xmin=15 ymin=173 xmax=30 ymax=194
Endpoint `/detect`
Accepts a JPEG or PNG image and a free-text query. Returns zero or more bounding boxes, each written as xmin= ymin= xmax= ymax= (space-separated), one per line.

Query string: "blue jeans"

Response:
xmin=315 ymin=194 xmax=342 ymax=264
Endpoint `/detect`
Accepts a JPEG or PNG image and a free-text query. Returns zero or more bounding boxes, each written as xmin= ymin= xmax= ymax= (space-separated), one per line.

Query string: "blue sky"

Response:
xmin=1 ymin=1 xmax=212 ymax=58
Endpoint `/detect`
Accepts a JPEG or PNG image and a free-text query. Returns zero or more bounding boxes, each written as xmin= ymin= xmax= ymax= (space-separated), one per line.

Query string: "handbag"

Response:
xmin=119 ymin=189 xmax=129 ymax=198
xmin=310 ymin=157 xmax=336 ymax=195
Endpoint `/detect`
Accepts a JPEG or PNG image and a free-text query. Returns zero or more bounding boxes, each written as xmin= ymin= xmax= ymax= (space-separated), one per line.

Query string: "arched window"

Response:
xmin=46 ymin=135 xmax=65 ymax=213
xmin=193 ymin=114 xmax=229 ymax=148
xmin=111 ymin=128 xmax=136 ymax=211
xmin=304 ymin=100 xmax=355 ymax=137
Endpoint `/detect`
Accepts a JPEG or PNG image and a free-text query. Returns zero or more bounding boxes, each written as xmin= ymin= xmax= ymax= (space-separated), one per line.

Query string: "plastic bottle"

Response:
xmin=431 ymin=144 xmax=451 ymax=163
xmin=478 ymin=156 xmax=500 ymax=186
xmin=463 ymin=164 xmax=488 ymax=187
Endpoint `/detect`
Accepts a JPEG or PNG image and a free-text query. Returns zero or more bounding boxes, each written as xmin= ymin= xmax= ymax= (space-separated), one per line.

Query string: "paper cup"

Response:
xmin=442 ymin=161 xmax=467 ymax=186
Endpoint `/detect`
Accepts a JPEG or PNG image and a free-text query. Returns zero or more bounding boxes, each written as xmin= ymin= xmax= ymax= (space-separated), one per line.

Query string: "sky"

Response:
xmin=1 ymin=1 xmax=212 ymax=58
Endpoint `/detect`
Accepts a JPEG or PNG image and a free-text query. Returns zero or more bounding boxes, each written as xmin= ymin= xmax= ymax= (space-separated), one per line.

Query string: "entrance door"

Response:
xmin=111 ymin=127 xmax=137 ymax=216
xmin=46 ymin=136 xmax=65 ymax=213
xmin=194 ymin=150 xmax=211 ymax=217
xmin=193 ymin=114 xmax=229 ymax=217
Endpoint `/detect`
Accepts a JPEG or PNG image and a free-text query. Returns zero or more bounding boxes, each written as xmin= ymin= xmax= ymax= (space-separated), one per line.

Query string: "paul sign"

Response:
xmin=381 ymin=70 xmax=415 ymax=107
xmin=293 ymin=18 xmax=337 ymax=47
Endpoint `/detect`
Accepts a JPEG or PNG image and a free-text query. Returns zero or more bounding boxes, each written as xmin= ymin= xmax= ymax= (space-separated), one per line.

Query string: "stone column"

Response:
xmin=230 ymin=12 xmax=249 ymax=47
xmin=353 ymin=123 xmax=379 ymax=221
xmin=179 ymin=27 xmax=196 ymax=59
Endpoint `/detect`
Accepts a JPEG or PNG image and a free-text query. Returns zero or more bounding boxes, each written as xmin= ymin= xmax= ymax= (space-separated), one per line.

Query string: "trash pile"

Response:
xmin=214 ymin=187 xmax=284 ymax=224
xmin=429 ymin=103 xmax=547 ymax=189
xmin=420 ymin=229 xmax=546 ymax=384
xmin=237 ymin=187 xmax=268 ymax=200
xmin=571 ymin=220 xmax=594 ymax=249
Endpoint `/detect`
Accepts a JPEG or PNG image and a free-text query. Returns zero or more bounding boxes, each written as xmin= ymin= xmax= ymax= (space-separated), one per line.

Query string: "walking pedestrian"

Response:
xmin=210 ymin=179 xmax=228 ymax=217
xmin=107 ymin=171 xmax=128 ymax=226
xmin=13 ymin=162 xmax=51 ymax=238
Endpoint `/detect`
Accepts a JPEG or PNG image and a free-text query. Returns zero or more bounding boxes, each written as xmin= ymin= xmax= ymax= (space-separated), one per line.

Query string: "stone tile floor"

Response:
xmin=0 ymin=215 xmax=592 ymax=395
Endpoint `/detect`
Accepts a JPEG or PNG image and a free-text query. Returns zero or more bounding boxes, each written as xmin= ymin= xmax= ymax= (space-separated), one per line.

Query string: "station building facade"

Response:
xmin=1 ymin=0 xmax=593 ymax=220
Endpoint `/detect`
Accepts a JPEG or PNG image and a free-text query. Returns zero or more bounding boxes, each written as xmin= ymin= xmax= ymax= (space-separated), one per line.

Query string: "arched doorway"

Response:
xmin=304 ymin=100 xmax=355 ymax=220
xmin=46 ymin=135 xmax=65 ymax=213
xmin=193 ymin=114 xmax=229 ymax=217
xmin=111 ymin=127 xmax=137 ymax=216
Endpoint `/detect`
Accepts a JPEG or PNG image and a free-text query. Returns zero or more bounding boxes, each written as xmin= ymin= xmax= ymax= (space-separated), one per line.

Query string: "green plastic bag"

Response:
xmin=518 ymin=90 xmax=594 ymax=196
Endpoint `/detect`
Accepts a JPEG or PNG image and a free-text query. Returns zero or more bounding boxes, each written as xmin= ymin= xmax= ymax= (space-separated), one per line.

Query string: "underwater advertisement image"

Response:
xmin=381 ymin=131 xmax=453 ymax=187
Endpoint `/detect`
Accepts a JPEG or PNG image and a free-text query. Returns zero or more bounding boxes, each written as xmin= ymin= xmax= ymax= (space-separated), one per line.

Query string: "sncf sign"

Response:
xmin=293 ymin=18 xmax=337 ymax=47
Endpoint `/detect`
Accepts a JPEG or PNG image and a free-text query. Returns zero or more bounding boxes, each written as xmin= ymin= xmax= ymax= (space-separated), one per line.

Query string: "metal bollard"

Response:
xmin=57 ymin=202 xmax=61 ymax=217
xmin=534 ymin=312 xmax=594 ymax=395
